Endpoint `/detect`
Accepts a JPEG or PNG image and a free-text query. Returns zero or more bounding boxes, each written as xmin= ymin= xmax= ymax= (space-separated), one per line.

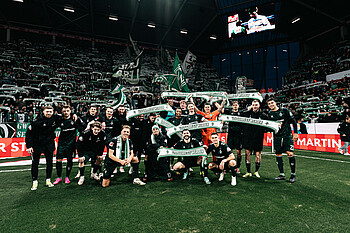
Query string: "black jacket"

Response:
xmin=338 ymin=122 xmax=350 ymax=142
xmin=25 ymin=114 xmax=60 ymax=153
xmin=76 ymin=130 xmax=106 ymax=156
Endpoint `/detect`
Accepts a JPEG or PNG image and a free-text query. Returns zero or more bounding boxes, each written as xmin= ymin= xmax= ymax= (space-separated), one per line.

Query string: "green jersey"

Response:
xmin=268 ymin=107 xmax=297 ymax=137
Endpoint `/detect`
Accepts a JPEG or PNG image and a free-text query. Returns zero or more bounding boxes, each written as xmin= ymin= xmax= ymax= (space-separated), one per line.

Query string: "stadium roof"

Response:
xmin=0 ymin=0 xmax=349 ymax=55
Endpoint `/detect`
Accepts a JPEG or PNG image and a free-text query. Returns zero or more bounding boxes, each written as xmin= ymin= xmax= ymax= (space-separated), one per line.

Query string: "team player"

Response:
xmin=76 ymin=121 xmax=106 ymax=185
xmin=206 ymin=133 xmax=237 ymax=186
xmin=102 ymin=125 xmax=146 ymax=187
xmin=53 ymin=105 xmax=84 ymax=185
xmin=99 ymin=107 xmax=121 ymax=142
xmin=193 ymin=99 xmax=226 ymax=147
xmin=143 ymin=125 xmax=171 ymax=182
xmin=173 ymin=129 xmax=211 ymax=185
xmin=267 ymin=97 xmax=298 ymax=183
xmin=168 ymin=108 xmax=183 ymax=167
xmin=226 ymin=100 xmax=243 ymax=174
xmin=81 ymin=105 xmax=99 ymax=129
xmin=241 ymin=100 xmax=267 ymax=178
xmin=180 ymin=102 xmax=206 ymax=144
xmin=26 ymin=106 xmax=60 ymax=190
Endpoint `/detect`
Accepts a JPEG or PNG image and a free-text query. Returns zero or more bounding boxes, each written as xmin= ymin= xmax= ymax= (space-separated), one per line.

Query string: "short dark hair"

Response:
xmin=43 ymin=106 xmax=54 ymax=111
xmin=91 ymin=121 xmax=102 ymax=129
xmin=267 ymin=97 xmax=275 ymax=103
xmin=182 ymin=129 xmax=190 ymax=133
xmin=204 ymin=102 xmax=211 ymax=107
xmin=210 ymin=132 xmax=218 ymax=137
xmin=62 ymin=105 xmax=70 ymax=109
xmin=149 ymin=112 xmax=157 ymax=117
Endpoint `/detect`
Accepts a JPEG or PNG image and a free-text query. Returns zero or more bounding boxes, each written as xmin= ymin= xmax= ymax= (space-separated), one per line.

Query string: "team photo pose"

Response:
xmin=193 ymin=99 xmax=226 ymax=147
xmin=267 ymin=97 xmax=298 ymax=183
xmin=226 ymin=100 xmax=244 ymax=173
xmin=102 ymin=125 xmax=145 ymax=187
xmin=173 ymin=129 xmax=210 ymax=185
xmin=206 ymin=133 xmax=238 ymax=186
xmin=53 ymin=105 xmax=84 ymax=185
xmin=143 ymin=125 xmax=171 ymax=182
xmin=26 ymin=106 xmax=60 ymax=190
xmin=180 ymin=102 xmax=206 ymax=143
xmin=76 ymin=121 xmax=106 ymax=185
xmin=241 ymin=100 xmax=267 ymax=178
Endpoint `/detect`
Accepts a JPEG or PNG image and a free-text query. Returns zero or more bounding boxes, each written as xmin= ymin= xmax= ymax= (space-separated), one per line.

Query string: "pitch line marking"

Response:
xmin=262 ymin=152 xmax=350 ymax=164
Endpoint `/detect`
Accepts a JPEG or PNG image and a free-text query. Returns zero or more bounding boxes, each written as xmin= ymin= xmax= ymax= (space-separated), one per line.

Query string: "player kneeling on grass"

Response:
xmin=76 ymin=121 xmax=106 ymax=185
xmin=207 ymin=133 xmax=237 ymax=186
xmin=172 ymin=129 xmax=211 ymax=185
xmin=102 ymin=125 xmax=145 ymax=187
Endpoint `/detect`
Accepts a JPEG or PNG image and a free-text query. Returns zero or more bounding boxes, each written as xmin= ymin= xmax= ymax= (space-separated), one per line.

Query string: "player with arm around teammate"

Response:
xmin=102 ymin=125 xmax=146 ymax=187
xmin=76 ymin=121 xmax=106 ymax=185
xmin=267 ymin=97 xmax=298 ymax=183
xmin=172 ymin=129 xmax=211 ymax=185
xmin=206 ymin=132 xmax=237 ymax=186
xmin=53 ymin=105 xmax=84 ymax=185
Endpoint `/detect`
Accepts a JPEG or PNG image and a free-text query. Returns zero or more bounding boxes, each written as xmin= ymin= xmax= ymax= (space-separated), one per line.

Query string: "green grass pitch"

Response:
xmin=1 ymin=147 xmax=350 ymax=232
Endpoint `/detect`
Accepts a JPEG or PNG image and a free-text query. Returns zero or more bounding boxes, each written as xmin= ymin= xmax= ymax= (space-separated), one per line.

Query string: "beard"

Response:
xmin=184 ymin=135 xmax=190 ymax=140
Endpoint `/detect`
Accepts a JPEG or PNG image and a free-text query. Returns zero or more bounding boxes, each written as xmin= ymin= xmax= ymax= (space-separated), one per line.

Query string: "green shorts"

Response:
xmin=274 ymin=135 xmax=294 ymax=154
xmin=56 ymin=144 xmax=75 ymax=159
xmin=103 ymin=160 xmax=122 ymax=179
xmin=227 ymin=135 xmax=243 ymax=150
xmin=79 ymin=151 xmax=97 ymax=165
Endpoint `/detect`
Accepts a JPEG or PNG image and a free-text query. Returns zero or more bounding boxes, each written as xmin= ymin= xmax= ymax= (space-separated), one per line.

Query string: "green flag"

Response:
xmin=173 ymin=53 xmax=190 ymax=92
xmin=110 ymin=83 xmax=123 ymax=95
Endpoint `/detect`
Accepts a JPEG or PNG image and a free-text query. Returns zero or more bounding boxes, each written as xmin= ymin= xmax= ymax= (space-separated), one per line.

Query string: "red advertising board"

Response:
xmin=264 ymin=133 xmax=342 ymax=153
xmin=0 ymin=134 xmax=343 ymax=158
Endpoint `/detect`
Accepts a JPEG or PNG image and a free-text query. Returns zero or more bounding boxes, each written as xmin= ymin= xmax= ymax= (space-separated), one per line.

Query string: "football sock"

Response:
xmin=245 ymin=160 xmax=251 ymax=173
xmin=66 ymin=158 xmax=73 ymax=178
xmin=255 ymin=162 xmax=261 ymax=172
xmin=276 ymin=156 xmax=284 ymax=174
xmin=132 ymin=163 xmax=139 ymax=179
xmin=92 ymin=163 xmax=98 ymax=173
xmin=31 ymin=154 xmax=40 ymax=181
xmin=96 ymin=164 xmax=102 ymax=174
xmin=289 ymin=156 xmax=296 ymax=174
xmin=79 ymin=166 xmax=85 ymax=176
xmin=56 ymin=161 xmax=62 ymax=178
xmin=230 ymin=165 xmax=237 ymax=177
xmin=179 ymin=168 xmax=188 ymax=173
xmin=202 ymin=163 xmax=208 ymax=177
xmin=237 ymin=156 xmax=242 ymax=168
xmin=45 ymin=153 xmax=53 ymax=179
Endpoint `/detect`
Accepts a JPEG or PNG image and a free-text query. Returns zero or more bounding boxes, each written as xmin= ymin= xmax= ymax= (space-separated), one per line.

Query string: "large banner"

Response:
xmin=0 ymin=133 xmax=343 ymax=158
xmin=16 ymin=123 xmax=61 ymax=138
xmin=0 ymin=123 xmax=16 ymax=138
xmin=326 ymin=69 xmax=350 ymax=82
xmin=263 ymin=133 xmax=342 ymax=153
xmin=0 ymin=137 xmax=106 ymax=158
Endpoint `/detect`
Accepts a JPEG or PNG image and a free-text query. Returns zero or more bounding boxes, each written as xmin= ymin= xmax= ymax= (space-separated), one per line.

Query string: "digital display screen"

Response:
xmin=228 ymin=5 xmax=276 ymax=38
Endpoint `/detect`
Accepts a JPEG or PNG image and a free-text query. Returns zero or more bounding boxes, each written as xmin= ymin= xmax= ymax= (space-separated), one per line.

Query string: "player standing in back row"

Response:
xmin=267 ymin=97 xmax=298 ymax=183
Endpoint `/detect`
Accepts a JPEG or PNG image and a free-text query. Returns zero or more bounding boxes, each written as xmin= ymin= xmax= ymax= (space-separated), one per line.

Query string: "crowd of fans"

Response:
xmin=282 ymin=41 xmax=350 ymax=88
xmin=1 ymin=39 xmax=350 ymax=129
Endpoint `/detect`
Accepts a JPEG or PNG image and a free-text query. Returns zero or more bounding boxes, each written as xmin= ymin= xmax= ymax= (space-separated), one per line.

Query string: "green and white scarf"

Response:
xmin=218 ymin=114 xmax=280 ymax=133
xmin=126 ymin=104 xmax=174 ymax=121
xmin=115 ymin=135 xmax=130 ymax=159
xmin=154 ymin=117 xmax=182 ymax=138
xmin=167 ymin=121 xmax=223 ymax=137
xmin=227 ymin=93 xmax=263 ymax=102
xmin=157 ymin=147 xmax=207 ymax=160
